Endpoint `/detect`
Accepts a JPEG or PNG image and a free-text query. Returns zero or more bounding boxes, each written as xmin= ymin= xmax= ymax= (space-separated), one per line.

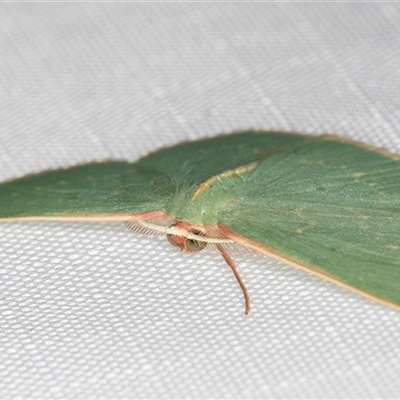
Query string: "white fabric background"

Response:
xmin=1 ymin=3 xmax=400 ymax=399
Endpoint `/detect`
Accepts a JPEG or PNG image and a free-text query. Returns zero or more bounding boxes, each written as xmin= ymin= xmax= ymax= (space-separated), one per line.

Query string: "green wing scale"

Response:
xmin=215 ymin=137 xmax=400 ymax=308
xmin=1 ymin=131 xmax=400 ymax=311
xmin=0 ymin=131 xmax=307 ymax=220
xmin=0 ymin=162 xmax=172 ymax=218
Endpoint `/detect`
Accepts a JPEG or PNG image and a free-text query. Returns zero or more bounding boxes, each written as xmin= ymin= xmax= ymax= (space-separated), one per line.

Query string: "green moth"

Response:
xmin=1 ymin=131 xmax=400 ymax=314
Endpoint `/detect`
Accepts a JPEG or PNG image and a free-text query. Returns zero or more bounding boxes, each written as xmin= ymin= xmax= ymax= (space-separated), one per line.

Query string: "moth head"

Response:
xmin=166 ymin=227 xmax=207 ymax=253
xmin=124 ymin=217 xmax=231 ymax=253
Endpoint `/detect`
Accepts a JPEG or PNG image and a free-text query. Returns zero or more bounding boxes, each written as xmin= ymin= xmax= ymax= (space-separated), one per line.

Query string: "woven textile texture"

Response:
xmin=1 ymin=3 xmax=400 ymax=399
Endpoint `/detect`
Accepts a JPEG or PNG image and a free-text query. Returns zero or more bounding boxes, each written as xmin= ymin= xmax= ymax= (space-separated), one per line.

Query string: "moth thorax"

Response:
xmin=167 ymin=227 xmax=206 ymax=253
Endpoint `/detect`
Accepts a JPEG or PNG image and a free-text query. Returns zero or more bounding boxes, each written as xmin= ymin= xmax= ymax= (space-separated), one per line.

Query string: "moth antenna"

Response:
xmin=216 ymin=243 xmax=250 ymax=315
xmin=124 ymin=221 xmax=164 ymax=236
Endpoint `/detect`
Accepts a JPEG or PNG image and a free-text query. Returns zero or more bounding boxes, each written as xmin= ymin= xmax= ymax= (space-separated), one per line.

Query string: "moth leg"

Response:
xmin=216 ymin=244 xmax=250 ymax=315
